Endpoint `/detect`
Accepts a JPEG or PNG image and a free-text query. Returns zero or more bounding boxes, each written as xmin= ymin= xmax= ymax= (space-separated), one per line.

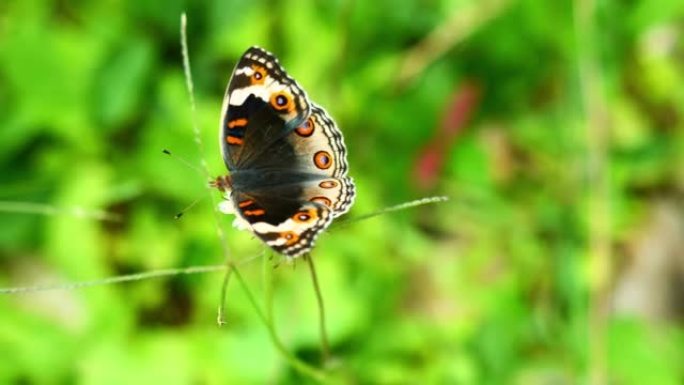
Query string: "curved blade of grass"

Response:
xmin=180 ymin=13 xmax=325 ymax=382
xmin=0 ymin=200 xmax=121 ymax=222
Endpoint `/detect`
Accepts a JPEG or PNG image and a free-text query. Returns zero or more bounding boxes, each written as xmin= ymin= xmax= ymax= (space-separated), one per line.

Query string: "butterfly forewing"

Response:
xmin=220 ymin=47 xmax=310 ymax=169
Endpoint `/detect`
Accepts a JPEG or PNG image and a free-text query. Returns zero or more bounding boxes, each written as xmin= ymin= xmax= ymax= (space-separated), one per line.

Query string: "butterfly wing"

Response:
xmin=220 ymin=46 xmax=310 ymax=170
xmin=229 ymin=187 xmax=334 ymax=257
xmin=280 ymin=105 xmax=355 ymax=217
xmin=281 ymin=104 xmax=350 ymax=178
xmin=217 ymin=47 xmax=355 ymax=257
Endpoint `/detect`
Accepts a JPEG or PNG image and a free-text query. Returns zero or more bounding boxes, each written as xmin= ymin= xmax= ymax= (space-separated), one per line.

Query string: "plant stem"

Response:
xmin=232 ymin=265 xmax=327 ymax=382
xmin=181 ymin=14 xmax=325 ymax=382
xmin=305 ymin=253 xmax=331 ymax=364
xmin=573 ymin=1 xmax=611 ymax=383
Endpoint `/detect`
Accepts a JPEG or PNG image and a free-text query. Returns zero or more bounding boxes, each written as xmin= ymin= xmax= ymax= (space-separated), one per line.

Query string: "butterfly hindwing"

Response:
xmin=230 ymin=189 xmax=333 ymax=256
xmin=284 ymin=104 xmax=350 ymax=178
xmin=293 ymin=176 xmax=355 ymax=219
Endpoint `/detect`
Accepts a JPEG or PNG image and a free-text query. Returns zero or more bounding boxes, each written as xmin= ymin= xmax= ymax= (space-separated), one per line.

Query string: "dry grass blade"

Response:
xmin=0 ymin=266 xmax=225 ymax=295
xmin=0 ymin=200 xmax=121 ymax=222
xmin=397 ymin=0 xmax=511 ymax=88
xmin=335 ymin=196 xmax=449 ymax=228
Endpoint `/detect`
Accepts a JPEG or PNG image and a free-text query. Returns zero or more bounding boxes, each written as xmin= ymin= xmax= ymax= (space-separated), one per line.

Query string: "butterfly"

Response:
xmin=212 ymin=46 xmax=355 ymax=258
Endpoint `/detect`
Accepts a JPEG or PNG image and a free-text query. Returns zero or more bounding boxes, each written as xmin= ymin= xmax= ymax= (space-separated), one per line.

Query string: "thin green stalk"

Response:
xmin=0 ymin=196 xmax=451 ymax=296
xmin=262 ymin=252 xmax=275 ymax=323
xmin=180 ymin=12 xmax=236 ymax=327
xmin=216 ymin=265 xmax=233 ymax=326
xmin=0 ymin=254 xmax=267 ymax=295
xmin=180 ymin=14 xmax=325 ymax=381
xmin=231 ymin=266 xmax=327 ymax=382
xmin=0 ymin=265 xmax=226 ymax=295
xmin=396 ymin=0 xmax=511 ymax=88
xmin=333 ymin=196 xmax=449 ymax=229
xmin=573 ymin=1 xmax=611 ymax=383
xmin=304 ymin=253 xmax=331 ymax=364
xmin=0 ymin=200 xmax=121 ymax=222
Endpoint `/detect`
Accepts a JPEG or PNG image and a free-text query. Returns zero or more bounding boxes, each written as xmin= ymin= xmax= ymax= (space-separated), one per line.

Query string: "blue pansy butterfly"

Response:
xmin=212 ymin=47 xmax=355 ymax=257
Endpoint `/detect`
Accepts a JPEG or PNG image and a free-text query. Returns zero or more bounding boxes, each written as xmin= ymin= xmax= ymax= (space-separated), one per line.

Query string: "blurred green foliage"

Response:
xmin=1 ymin=0 xmax=684 ymax=384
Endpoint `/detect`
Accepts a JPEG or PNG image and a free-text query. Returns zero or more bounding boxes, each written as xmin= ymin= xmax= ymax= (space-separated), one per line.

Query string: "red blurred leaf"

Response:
xmin=413 ymin=82 xmax=480 ymax=190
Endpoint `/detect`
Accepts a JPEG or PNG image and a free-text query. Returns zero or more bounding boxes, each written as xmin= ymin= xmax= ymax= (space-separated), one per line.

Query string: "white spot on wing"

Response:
xmin=228 ymin=79 xmax=286 ymax=105
xmin=251 ymin=218 xmax=305 ymax=233
xmin=218 ymin=200 xmax=234 ymax=214
xmin=232 ymin=217 xmax=251 ymax=231
xmin=266 ymin=238 xmax=286 ymax=246
xmin=235 ymin=66 xmax=255 ymax=76
xmin=218 ymin=198 xmax=252 ymax=231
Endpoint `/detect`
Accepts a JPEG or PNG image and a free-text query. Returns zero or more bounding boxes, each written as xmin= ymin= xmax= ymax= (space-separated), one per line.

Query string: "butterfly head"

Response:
xmin=210 ymin=175 xmax=232 ymax=192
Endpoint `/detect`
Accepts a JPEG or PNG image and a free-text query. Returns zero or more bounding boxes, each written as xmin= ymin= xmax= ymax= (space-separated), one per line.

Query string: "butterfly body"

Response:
xmin=215 ymin=47 xmax=355 ymax=257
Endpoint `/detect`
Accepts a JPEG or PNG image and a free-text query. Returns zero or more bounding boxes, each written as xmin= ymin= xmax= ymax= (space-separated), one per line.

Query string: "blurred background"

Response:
xmin=1 ymin=0 xmax=684 ymax=383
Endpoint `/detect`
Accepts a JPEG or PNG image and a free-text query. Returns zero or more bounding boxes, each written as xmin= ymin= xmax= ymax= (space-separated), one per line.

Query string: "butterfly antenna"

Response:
xmin=162 ymin=149 xmax=205 ymax=176
xmin=161 ymin=148 xmax=210 ymax=219
xmin=181 ymin=13 xmax=235 ymax=326
xmin=174 ymin=195 xmax=207 ymax=219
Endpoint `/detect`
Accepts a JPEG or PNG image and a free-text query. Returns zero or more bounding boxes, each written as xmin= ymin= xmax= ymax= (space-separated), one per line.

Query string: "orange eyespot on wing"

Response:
xmin=311 ymin=196 xmax=332 ymax=207
xmin=269 ymin=91 xmax=294 ymax=112
xmin=238 ymin=200 xmax=254 ymax=208
xmin=250 ymin=65 xmax=267 ymax=85
xmin=319 ymin=180 xmax=338 ymax=189
xmin=292 ymin=208 xmax=317 ymax=223
xmin=281 ymin=231 xmax=299 ymax=246
xmin=313 ymin=151 xmax=333 ymax=170
xmin=295 ymin=117 xmax=315 ymax=137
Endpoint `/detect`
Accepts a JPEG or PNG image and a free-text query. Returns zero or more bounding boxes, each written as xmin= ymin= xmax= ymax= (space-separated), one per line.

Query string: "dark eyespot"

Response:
xmin=269 ymin=92 xmax=294 ymax=112
xmin=319 ymin=180 xmax=338 ymax=189
xmin=292 ymin=209 xmax=317 ymax=223
xmin=250 ymin=65 xmax=267 ymax=84
xmin=311 ymin=196 xmax=332 ymax=207
xmin=296 ymin=117 xmax=315 ymax=137
xmin=281 ymin=231 xmax=299 ymax=245
xmin=314 ymin=151 xmax=332 ymax=169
